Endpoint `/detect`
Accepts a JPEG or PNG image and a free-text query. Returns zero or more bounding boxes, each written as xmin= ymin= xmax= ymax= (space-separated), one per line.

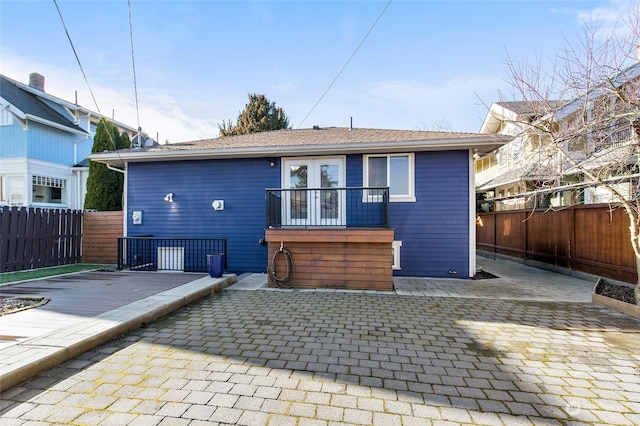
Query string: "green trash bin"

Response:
xmin=206 ymin=254 xmax=225 ymax=278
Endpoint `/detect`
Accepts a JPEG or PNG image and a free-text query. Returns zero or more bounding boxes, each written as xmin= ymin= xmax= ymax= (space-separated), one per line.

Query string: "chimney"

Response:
xmin=29 ymin=73 xmax=45 ymax=92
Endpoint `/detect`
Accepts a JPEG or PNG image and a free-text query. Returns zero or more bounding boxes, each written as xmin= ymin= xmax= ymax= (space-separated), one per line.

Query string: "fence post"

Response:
xmin=522 ymin=210 xmax=528 ymax=261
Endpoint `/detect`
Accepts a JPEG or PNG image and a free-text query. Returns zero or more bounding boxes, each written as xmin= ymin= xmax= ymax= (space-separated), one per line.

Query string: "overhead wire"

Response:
xmin=127 ymin=0 xmax=141 ymax=134
xmin=52 ymin=0 xmax=102 ymax=116
xmin=296 ymin=0 xmax=393 ymax=129
xmin=52 ymin=0 xmax=127 ymax=159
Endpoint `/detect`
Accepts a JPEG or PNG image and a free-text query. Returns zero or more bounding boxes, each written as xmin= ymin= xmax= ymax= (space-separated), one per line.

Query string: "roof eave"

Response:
xmin=88 ymin=136 xmax=512 ymax=167
xmin=25 ymin=114 xmax=89 ymax=135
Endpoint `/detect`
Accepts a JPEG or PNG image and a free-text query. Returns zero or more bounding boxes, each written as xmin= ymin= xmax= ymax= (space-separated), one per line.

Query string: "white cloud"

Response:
xmin=1 ymin=50 xmax=220 ymax=144
xmin=573 ymin=0 xmax=639 ymax=42
xmin=363 ymin=75 xmax=506 ymax=131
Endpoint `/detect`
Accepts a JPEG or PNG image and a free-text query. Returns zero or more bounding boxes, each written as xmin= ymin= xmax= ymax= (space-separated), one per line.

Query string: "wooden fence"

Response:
xmin=82 ymin=211 xmax=123 ymax=264
xmin=477 ymin=204 xmax=637 ymax=284
xmin=0 ymin=206 xmax=83 ymax=272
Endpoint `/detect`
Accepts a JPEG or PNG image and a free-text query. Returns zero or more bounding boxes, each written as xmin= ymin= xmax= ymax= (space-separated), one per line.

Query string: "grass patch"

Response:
xmin=0 ymin=264 xmax=108 ymax=285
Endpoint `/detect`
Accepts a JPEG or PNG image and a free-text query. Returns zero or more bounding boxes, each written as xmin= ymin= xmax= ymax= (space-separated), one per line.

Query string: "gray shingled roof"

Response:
xmin=90 ymin=126 xmax=511 ymax=166
xmin=0 ymin=75 xmax=85 ymax=134
xmin=129 ymin=127 xmax=493 ymax=153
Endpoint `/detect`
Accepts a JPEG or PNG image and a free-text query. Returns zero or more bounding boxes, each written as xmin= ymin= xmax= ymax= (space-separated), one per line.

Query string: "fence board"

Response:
xmin=0 ymin=206 xmax=83 ymax=272
xmin=23 ymin=208 xmax=35 ymax=269
xmin=72 ymin=210 xmax=83 ymax=263
xmin=477 ymin=204 xmax=637 ymax=284
xmin=82 ymin=211 xmax=123 ymax=264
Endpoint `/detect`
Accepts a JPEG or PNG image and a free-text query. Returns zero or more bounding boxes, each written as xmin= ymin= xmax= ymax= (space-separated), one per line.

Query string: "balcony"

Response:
xmin=265 ymin=187 xmax=394 ymax=291
xmin=266 ymin=187 xmax=390 ymax=229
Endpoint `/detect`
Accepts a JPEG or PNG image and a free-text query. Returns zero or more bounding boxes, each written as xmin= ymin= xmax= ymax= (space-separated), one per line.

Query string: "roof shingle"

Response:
xmin=0 ymin=75 xmax=85 ymax=133
xmin=134 ymin=127 xmax=494 ymax=153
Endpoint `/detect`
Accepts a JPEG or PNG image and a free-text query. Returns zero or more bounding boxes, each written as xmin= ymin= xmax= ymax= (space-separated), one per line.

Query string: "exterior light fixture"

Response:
xmin=164 ymin=193 xmax=174 ymax=203
xmin=269 ymin=159 xmax=276 ymax=167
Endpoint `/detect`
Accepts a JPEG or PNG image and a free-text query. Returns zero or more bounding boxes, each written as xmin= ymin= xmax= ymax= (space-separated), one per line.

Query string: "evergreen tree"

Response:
xmin=84 ymin=119 xmax=130 ymax=210
xmin=219 ymin=93 xmax=290 ymax=136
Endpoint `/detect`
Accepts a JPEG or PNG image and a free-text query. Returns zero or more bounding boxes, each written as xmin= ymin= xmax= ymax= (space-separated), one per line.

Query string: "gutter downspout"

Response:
xmin=106 ymin=164 xmax=125 ymax=174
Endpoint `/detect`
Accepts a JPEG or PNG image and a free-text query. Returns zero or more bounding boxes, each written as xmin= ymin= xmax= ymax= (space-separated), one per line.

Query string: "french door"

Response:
xmin=283 ymin=157 xmax=345 ymax=226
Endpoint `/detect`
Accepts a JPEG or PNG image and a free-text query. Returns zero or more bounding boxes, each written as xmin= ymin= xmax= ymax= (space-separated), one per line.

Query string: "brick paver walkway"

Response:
xmin=2 ymin=288 xmax=639 ymax=425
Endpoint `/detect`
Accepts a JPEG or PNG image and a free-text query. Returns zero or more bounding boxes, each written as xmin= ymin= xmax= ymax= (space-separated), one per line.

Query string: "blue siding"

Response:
xmin=26 ymin=122 xmax=76 ymax=164
xmin=75 ymin=137 xmax=94 ymax=163
xmin=127 ymin=158 xmax=280 ymax=273
xmin=394 ymin=151 xmax=470 ymax=278
xmin=127 ymin=152 xmax=471 ymax=278
xmin=0 ymin=120 xmax=27 ymax=157
xmin=347 ymin=152 xmax=470 ymax=278
xmin=1 ymin=119 xmax=90 ymax=164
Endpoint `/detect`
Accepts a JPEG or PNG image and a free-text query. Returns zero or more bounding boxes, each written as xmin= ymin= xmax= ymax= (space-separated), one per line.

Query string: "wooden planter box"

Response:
xmin=266 ymin=228 xmax=394 ymax=291
xmin=592 ymin=279 xmax=640 ymax=320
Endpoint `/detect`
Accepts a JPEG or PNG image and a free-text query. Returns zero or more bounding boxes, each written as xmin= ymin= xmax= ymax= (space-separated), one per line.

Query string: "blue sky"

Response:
xmin=1 ymin=0 xmax=636 ymax=143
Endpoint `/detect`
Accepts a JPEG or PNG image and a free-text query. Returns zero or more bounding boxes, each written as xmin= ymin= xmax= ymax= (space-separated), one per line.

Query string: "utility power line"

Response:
xmin=52 ymin=0 xmax=124 ymax=157
xmin=296 ymin=0 xmax=393 ymax=129
xmin=52 ymin=0 xmax=101 ymax=116
xmin=128 ymin=0 xmax=141 ymax=133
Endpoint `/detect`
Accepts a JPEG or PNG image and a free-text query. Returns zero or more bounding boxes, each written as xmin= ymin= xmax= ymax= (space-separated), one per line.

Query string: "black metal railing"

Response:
xmin=117 ymin=237 xmax=227 ymax=272
xmin=266 ymin=187 xmax=389 ymax=229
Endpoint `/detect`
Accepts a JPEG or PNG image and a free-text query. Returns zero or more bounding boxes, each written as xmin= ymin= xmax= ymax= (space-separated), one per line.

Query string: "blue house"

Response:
xmin=0 ymin=73 xmax=138 ymax=209
xmin=89 ymin=126 xmax=509 ymax=286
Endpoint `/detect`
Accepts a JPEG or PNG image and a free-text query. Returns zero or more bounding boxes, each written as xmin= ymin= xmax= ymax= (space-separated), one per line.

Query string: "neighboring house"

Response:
xmin=477 ymin=60 xmax=640 ymax=211
xmin=476 ymin=101 xmax=567 ymax=211
xmin=89 ymin=126 xmax=509 ymax=284
xmin=0 ymin=73 xmax=138 ymax=209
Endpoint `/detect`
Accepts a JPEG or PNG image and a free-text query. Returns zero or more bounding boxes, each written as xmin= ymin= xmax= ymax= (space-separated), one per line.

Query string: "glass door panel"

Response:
xmin=289 ymin=164 xmax=308 ymax=221
xmin=283 ymin=158 xmax=344 ymax=226
xmin=319 ymin=162 xmax=340 ymax=223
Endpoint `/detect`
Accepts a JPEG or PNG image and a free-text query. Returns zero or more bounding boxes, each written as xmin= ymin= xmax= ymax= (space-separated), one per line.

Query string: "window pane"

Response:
xmin=368 ymin=157 xmax=387 ymax=187
xmin=320 ymin=164 xmax=339 ymax=188
xmin=390 ymin=156 xmax=409 ymax=196
xmin=289 ymin=165 xmax=307 ymax=189
xmin=320 ymin=164 xmax=339 ymax=220
xmin=289 ymin=165 xmax=307 ymax=219
xmin=8 ymin=177 xmax=24 ymax=205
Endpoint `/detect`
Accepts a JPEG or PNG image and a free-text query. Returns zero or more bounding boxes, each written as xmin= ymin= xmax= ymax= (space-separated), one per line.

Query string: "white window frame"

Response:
xmin=282 ymin=157 xmax=346 ymax=226
xmin=32 ymin=175 xmax=67 ymax=205
xmin=363 ymin=153 xmax=416 ymax=202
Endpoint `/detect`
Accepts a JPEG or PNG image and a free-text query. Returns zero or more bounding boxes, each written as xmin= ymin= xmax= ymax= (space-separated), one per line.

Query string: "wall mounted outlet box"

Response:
xmin=132 ymin=211 xmax=142 ymax=225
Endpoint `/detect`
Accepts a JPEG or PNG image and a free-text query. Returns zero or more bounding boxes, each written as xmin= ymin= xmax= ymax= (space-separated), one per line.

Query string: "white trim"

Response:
xmin=123 ymin=163 xmax=129 ymax=236
xmin=363 ymin=153 xmax=416 ymax=202
xmin=469 ymin=149 xmax=476 ymax=278
xmin=392 ymin=240 xmax=402 ymax=270
xmin=23 ymin=114 xmax=89 ymax=135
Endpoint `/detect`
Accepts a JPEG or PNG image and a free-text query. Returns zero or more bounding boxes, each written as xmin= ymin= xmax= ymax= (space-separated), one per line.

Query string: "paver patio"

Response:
xmin=2 ymin=279 xmax=639 ymax=425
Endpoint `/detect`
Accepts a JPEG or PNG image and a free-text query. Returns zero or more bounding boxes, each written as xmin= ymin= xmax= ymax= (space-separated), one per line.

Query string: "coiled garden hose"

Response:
xmin=270 ymin=245 xmax=294 ymax=288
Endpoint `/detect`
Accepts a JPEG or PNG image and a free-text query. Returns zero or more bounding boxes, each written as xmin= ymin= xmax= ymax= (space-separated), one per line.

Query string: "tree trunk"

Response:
xmin=636 ymin=256 xmax=640 ymax=305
